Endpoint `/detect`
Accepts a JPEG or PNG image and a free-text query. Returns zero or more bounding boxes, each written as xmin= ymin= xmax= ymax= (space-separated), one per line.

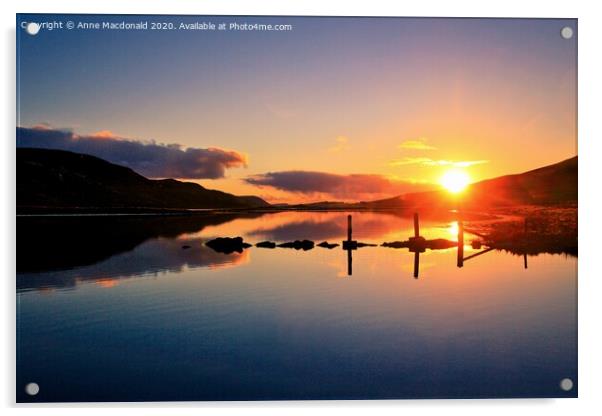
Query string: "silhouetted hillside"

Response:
xmin=17 ymin=148 xmax=269 ymax=211
xmin=469 ymin=156 xmax=577 ymax=205
xmin=362 ymin=156 xmax=577 ymax=210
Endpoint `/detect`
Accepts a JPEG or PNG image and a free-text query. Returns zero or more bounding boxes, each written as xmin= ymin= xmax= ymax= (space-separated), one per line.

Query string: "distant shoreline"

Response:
xmin=16 ymin=202 xmax=576 ymax=218
xmin=15 ymin=206 xmax=464 ymax=218
xmin=15 ymin=205 xmax=407 ymax=217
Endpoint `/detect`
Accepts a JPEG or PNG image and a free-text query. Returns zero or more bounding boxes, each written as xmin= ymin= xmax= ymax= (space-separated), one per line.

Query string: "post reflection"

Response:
xmin=457 ymin=219 xmax=464 ymax=268
xmin=343 ymin=215 xmax=356 ymax=276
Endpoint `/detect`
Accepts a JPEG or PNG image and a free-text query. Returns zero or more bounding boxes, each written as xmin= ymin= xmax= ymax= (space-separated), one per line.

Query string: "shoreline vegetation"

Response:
xmin=481 ymin=204 xmax=577 ymax=256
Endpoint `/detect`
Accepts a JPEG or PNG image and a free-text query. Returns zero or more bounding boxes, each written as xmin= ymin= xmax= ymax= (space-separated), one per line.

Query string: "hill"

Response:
xmin=361 ymin=156 xmax=577 ymax=210
xmin=470 ymin=156 xmax=576 ymax=203
xmin=17 ymin=148 xmax=269 ymax=211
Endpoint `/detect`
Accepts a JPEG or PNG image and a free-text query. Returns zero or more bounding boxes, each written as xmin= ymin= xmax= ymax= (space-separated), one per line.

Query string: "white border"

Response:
xmin=3 ymin=1 xmax=602 ymax=415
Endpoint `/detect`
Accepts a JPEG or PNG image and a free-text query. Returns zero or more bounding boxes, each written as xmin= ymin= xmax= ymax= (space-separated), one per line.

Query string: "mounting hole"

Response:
xmin=25 ymin=22 xmax=40 ymax=36
xmin=560 ymin=378 xmax=574 ymax=391
xmin=25 ymin=382 xmax=39 ymax=396
xmin=560 ymin=26 xmax=573 ymax=40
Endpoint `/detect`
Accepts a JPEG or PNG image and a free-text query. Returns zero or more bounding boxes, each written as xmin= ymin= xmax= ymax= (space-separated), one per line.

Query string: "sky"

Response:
xmin=17 ymin=15 xmax=577 ymax=203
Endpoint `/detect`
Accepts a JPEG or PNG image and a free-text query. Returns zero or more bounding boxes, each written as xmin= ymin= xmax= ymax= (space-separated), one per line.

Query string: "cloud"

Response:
xmin=91 ymin=130 xmax=116 ymax=139
xmin=244 ymin=170 xmax=435 ymax=200
xmin=389 ymin=157 xmax=489 ymax=168
xmin=16 ymin=126 xmax=247 ymax=179
xmin=389 ymin=157 xmax=433 ymax=166
xmin=398 ymin=138 xmax=437 ymax=150
xmin=328 ymin=136 xmax=350 ymax=153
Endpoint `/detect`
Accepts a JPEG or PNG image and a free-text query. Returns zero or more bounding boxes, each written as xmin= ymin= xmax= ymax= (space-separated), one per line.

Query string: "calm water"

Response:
xmin=16 ymin=211 xmax=577 ymax=401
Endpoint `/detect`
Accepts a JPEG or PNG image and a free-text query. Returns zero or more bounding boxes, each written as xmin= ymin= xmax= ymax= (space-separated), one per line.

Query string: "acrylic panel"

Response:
xmin=16 ymin=14 xmax=577 ymax=402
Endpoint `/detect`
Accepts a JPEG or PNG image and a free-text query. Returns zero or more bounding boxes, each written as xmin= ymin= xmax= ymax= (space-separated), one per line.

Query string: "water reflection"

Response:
xmin=17 ymin=237 xmax=249 ymax=292
xmin=17 ymin=210 xmax=577 ymax=401
xmin=17 ymin=213 xmax=263 ymax=273
xmin=17 ymin=213 xmax=262 ymax=292
xmin=246 ymin=211 xmax=416 ymax=242
xmin=18 ymin=210 xmax=573 ymax=291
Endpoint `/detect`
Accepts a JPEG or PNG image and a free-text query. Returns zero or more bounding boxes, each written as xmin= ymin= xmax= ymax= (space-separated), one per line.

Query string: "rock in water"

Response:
xmin=382 ymin=238 xmax=457 ymax=250
xmin=206 ymin=237 xmax=251 ymax=254
xmin=381 ymin=241 xmax=409 ymax=249
xmin=317 ymin=241 xmax=339 ymax=249
xmin=357 ymin=242 xmax=377 ymax=247
xmin=256 ymin=241 xmax=277 ymax=249
xmin=278 ymin=240 xmax=314 ymax=251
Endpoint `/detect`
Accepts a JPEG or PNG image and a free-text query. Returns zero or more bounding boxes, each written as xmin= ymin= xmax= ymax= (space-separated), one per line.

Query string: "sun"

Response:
xmin=440 ymin=169 xmax=470 ymax=193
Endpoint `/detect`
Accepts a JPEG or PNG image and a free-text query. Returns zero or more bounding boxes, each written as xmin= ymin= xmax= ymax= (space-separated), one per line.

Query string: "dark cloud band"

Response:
xmin=245 ymin=170 xmax=434 ymax=200
xmin=16 ymin=126 xmax=246 ymax=179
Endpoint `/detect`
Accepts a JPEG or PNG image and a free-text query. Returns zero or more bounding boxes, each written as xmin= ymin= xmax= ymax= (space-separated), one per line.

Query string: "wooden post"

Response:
xmin=347 ymin=215 xmax=352 ymax=242
xmin=413 ymin=213 xmax=420 ymax=238
xmin=524 ymin=253 xmax=528 ymax=269
xmin=457 ymin=220 xmax=464 ymax=268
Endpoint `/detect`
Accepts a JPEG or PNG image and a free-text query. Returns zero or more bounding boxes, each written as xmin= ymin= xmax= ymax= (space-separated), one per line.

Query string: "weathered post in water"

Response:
xmin=457 ymin=219 xmax=464 ymax=268
xmin=348 ymin=214 xmax=353 ymax=241
xmin=413 ymin=213 xmax=420 ymax=238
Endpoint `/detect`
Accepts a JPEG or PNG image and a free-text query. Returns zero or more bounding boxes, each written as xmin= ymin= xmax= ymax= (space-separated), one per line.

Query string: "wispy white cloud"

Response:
xmin=328 ymin=136 xmax=350 ymax=153
xmin=390 ymin=157 xmax=489 ymax=167
xmin=398 ymin=138 xmax=437 ymax=151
